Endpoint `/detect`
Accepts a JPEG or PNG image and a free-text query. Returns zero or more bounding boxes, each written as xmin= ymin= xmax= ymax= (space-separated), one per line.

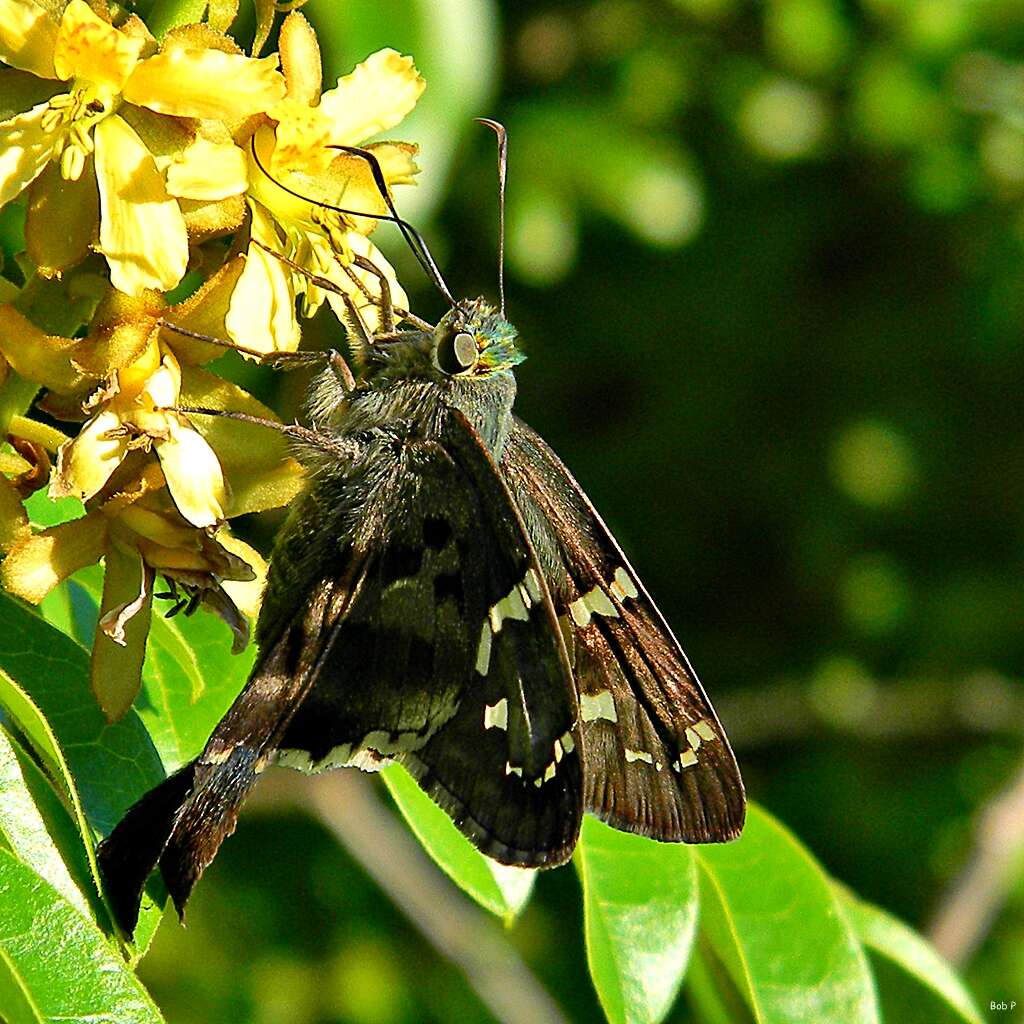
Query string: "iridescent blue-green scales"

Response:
xmin=98 ymin=298 xmax=744 ymax=933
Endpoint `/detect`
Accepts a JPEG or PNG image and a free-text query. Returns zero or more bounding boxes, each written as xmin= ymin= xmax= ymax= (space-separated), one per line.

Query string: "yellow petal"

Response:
xmin=318 ymin=48 xmax=425 ymax=146
xmin=160 ymin=255 xmax=245 ymax=364
xmin=114 ymin=332 xmax=161 ymax=396
xmin=278 ymin=10 xmax=321 ymax=106
xmin=225 ymin=202 xmax=300 ymax=353
xmin=165 ymin=136 xmax=247 ymax=201
xmin=51 ymin=408 xmax=128 ymax=501
xmin=365 ymin=140 xmax=420 ymax=186
xmin=123 ymin=48 xmax=286 ymax=120
xmin=155 ymin=423 xmax=226 ymax=528
xmin=91 ymin=539 xmax=151 ymax=721
xmin=53 ymin=0 xmax=143 ymax=91
xmin=94 ymin=114 xmax=188 ymax=296
xmin=316 ymin=232 xmax=409 ymax=335
xmin=0 ymin=101 xmax=58 ymax=207
xmin=0 ymin=0 xmax=58 ymax=79
xmin=217 ymin=531 xmax=267 ymax=619
xmin=178 ymin=362 xmax=305 ymax=515
xmin=0 ymin=513 xmax=107 ymax=603
xmin=0 ymin=304 xmax=87 ymax=393
xmin=267 ymin=96 xmax=333 ymax=178
xmin=141 ymin=348 xmax=183 ymax=410
xmin=70 ymin=289 xmax=160 ymax=378
xmin=118 ymin=502 xmax=196 ymax=548
xmin=0 ymin=475 xmax=29 ymax=553
xmin=25 ymin=155 xmax=98 ymax=275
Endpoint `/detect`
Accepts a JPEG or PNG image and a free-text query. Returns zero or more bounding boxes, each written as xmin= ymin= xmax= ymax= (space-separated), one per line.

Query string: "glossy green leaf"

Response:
xmin=575 ymin=816 xmax=699 ymax=1024
xmin=381 ymin=764 xmax=536 ymax=918
xmin=685 ymin=939 xmax=755 ymax=1024
xmin=137 ymin=613 xmax=254 ymax=771
xmin=0 ymin=849 xmax=164 ymax=1024
xmin=0 ymin=667 xmax=102 ymax=902
xmin=67 ymin=565 xmax=254 ymax=772
xmin=840 ymin=889 xmax=983 ymax=1024
xmin=0 ymin=724 xmax=90 ymax=919
xmin=0 ymin=592 xmax=165 ymax=950
xmin=0 ymin=594 xmax=164 ymax=832
xmin=697 ymin=804 xmax=879 ymax=1024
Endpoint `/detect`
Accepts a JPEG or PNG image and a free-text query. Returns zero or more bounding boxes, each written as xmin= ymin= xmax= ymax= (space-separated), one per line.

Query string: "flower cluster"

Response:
xmin=0 ymin=0 xmax=425 ymax=719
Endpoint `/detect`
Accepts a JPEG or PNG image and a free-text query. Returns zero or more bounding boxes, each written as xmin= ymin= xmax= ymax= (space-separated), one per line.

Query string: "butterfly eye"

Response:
xmin=437 ymin=330 xmax=479 ymax=375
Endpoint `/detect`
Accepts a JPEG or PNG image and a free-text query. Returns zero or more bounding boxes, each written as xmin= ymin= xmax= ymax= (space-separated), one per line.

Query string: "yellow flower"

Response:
xmin=52 ymin=336 xmax=229 ymax=528
xmin=0 ymin=0 xmax=285 ymax=295
xmin=227 ymin=12 xmax=423 ymax=353
xmin=1 ymin=456 xmax=266 ymax=720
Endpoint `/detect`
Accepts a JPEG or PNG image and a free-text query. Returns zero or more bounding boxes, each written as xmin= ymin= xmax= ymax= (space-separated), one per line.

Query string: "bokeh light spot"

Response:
xmin=831 ymin=420 xmax=917 ymax=507
xmin=839 ymin=553 xmax=911 ymax=636
xmin=621 ymin=166 xmax=704 ymax=247
xmin=738 ymin=77 xmax=829 ymax=160
xmin=508 ymin=192 xmax=579 ymax=285
xmin=765 ymin=0 xmax=852 ymax=78
xmin=809 ymin=655 xmax=878 ymax=727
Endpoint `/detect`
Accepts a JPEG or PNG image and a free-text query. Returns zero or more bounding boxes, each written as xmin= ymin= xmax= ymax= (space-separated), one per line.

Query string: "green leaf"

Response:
xmin=381 ymin=764 xmax=536 ymax=919
xmin=697 ymin=804 xmax=879 ymax=1024
xmin=839 ymin=889 xmax=983 ymax=1024
xmin=0 ymin=724 xmax=91 ymax=919
xmin=67 ymin=566 xmax=254 ymax=772
xmin=0 ymin=592 xmax=166 ymax=950
xmin=0 ymin=668 xmax=104 ymax=905
xmin=575 ymin=816 xmax=699 ymax=1024
xmin=0 ymin=594 xmax=164 ymax=832
xmin=0 ymin=849 xmax=165 ymax=1024
xmin=137 ymin=608 xmax=255 ymax=771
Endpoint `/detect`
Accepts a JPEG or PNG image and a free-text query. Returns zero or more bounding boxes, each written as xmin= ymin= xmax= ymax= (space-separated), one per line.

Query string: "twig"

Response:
xmin=248 ymin=771 xmax=569 ymax=1024
xmin=927 ymin=757 xmax=1024 ymax=965
xmin=715 ymin=670 xmax=1024 ymax=749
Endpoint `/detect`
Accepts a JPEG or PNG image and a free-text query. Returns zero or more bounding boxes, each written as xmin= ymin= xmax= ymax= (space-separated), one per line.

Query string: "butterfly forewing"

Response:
xmin=275 ymin=408 xmax=582 ymax=865
xmin=501 ymin=418 xmax=745 ymax=843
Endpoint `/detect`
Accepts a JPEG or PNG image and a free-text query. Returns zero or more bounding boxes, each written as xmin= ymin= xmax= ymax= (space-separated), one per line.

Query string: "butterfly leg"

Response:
xmin=167 ymin=406 xmax=361 ymax=461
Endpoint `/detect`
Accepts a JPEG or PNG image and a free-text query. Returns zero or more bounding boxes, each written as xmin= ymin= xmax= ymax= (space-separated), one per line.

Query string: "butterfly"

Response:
xmin=97 ymin=135 xmax=745 ymax=935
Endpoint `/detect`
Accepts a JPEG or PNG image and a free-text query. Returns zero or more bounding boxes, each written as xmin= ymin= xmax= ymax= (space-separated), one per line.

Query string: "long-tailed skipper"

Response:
xmin=98 ymin=127 xmax=745 ymax=934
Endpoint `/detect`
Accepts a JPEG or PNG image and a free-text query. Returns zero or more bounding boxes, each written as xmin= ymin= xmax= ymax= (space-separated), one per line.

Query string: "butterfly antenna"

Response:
xmin=250 ymin=138 xmax=456 ymax=307
xmin=475 ymin=118 xmax=507 ymax=317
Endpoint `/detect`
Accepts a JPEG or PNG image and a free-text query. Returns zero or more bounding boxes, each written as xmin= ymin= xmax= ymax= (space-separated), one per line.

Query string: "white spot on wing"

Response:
xmin=678 ymin=749 xmax=698 ymax=769
xmin=694 ymin=719 xmax=716 ymax=742
xmin=505 ymin=762 xmax=523 ymax=777
xmin=685 ymin=726 xmax=702 ymax=752
xmin=476 ymin=622 xmax=492 ymax=676
xmin=611 ymin=566 xmax=639 ymax=600
xmin=525 ymin=568 xmax=543 ymax=603
xmin=568 ymin=596 xmax=591 ymax=627
xmin=586 ymin=587 xmax=618 ymax=619
xmin=560 ymin=730 xmax=576 ymax=754
xmin=484 ymin=697 xmax=508 ymax=731
xmin=568 ymin=584 xmax=621 ymax=626
xmin=580 ymin=689 xmax=618 ymax=723
xmin=489 ymin=577 xmax=532 ymax=633
xmin=625 ymin=748 xmax=654 ymax=764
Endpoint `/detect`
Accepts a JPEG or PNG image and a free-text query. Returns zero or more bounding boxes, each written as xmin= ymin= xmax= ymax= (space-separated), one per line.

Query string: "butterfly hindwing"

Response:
xmin=501 ymin=417 xmax=745 ymax=843
xmin=276 ymin=407 xmax=582 ymax=866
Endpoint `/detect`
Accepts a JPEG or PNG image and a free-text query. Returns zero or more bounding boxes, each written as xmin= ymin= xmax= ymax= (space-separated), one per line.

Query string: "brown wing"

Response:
xmin=500 ymin=417 xmax=745 ymax=843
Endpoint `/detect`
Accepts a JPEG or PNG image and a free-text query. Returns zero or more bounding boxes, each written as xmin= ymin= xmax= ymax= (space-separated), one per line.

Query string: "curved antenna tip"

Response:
xmin=475 ymin=118 xmax=508 ymax=317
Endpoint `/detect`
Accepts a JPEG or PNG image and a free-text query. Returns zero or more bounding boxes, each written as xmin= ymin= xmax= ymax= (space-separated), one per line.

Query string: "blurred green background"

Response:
xmin=139 ymin=0 xmax=1024 ymax=1019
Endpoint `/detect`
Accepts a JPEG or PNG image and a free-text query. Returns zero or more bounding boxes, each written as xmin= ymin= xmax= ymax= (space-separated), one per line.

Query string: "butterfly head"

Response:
xmin=432 ymin=299 xmax=524 ymax=377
